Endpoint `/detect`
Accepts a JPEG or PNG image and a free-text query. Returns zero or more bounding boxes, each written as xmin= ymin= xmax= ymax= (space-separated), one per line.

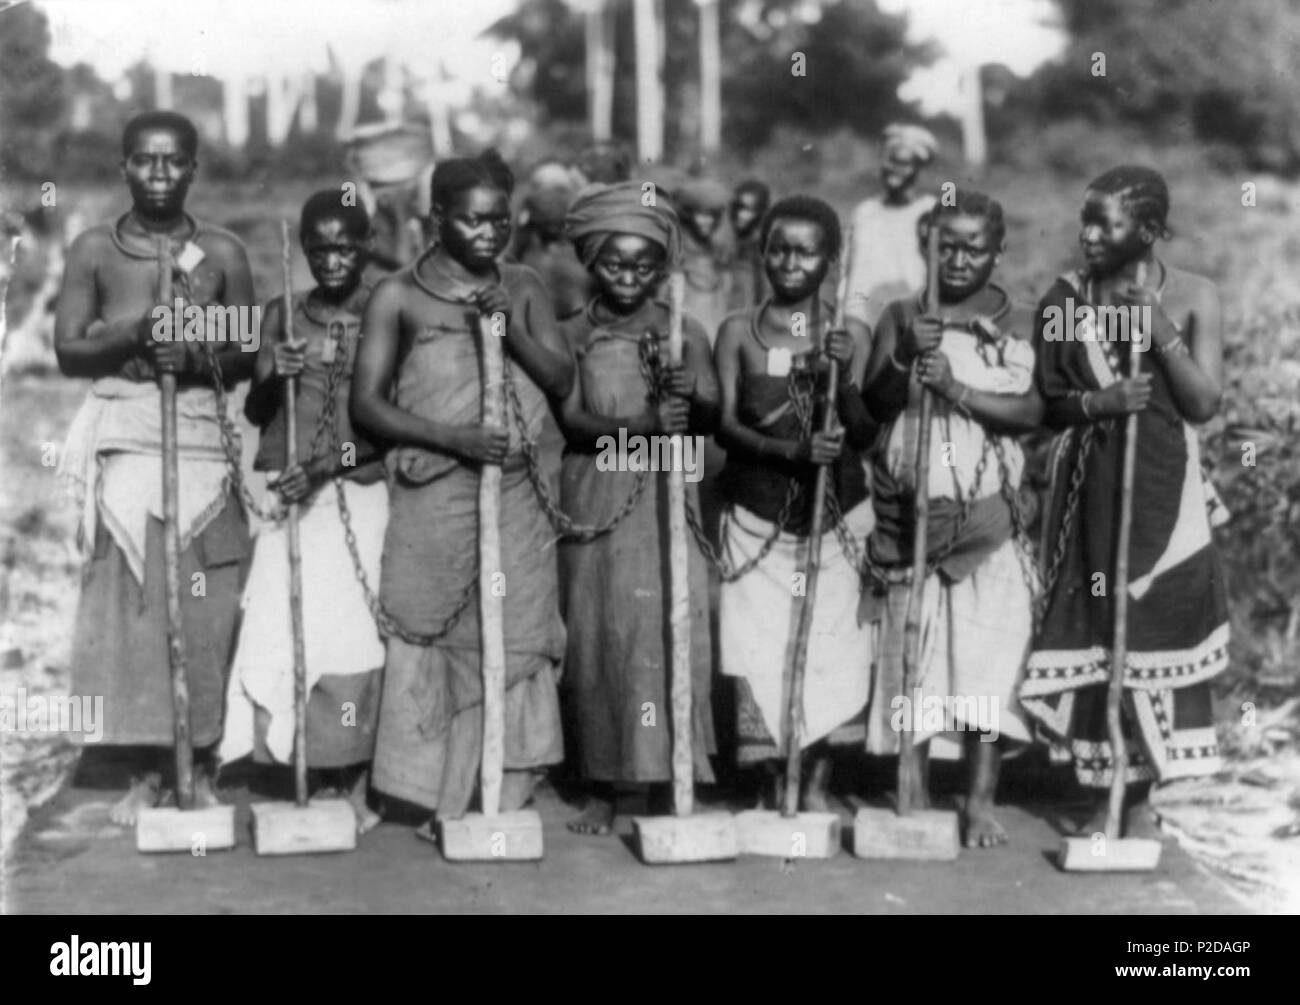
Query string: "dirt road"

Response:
xmin=7 ymin=766 xmax=1249 ymax=915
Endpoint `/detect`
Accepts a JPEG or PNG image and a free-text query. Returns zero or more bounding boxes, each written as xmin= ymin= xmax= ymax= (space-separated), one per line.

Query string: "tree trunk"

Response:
xmin=697 ymin=0 xmax=720 ymax=157
xmin=223 ymin=76 xmax=250 ymax=148
xmin=634 ymin=0 xmax=663 ymax=164
xmin=586 ymin=2 xmax=614 ymax=142
xmin=959 ymin=63 xmax=987 ymax=169
xmin=155 ymin=65 xmax=173 ymax=111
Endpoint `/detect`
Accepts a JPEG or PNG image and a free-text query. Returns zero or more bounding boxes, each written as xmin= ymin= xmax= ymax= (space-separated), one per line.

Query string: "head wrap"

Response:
xmin=565 ymin=181 xmax=682 ymax=268
xmin=528 ymin=160 xmax=577 ymax=193
xmin=881 ymin=123 xmax=938 ymax=165
xmin=524 ymin=186 xmax=574 ymax=228
xmin=674 ymin=176 xmax=731 ymax=211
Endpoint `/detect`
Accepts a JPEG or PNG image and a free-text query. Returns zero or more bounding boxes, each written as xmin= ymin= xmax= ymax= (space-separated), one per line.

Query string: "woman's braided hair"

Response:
xmin=1086 ymin=165 xmax=1173 ymax=240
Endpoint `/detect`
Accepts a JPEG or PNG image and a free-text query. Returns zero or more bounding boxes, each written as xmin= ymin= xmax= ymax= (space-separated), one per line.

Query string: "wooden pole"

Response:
xmin=426 ymin=62 xmax=454 ymax=161
xmin=666 ymin=273 xmax=693 ymax=817
xmin=281 ymin=221 xmax=309 ymax=809
xmin=633 ymin=0 xmax=663 ymax=164
xmin=586 ymin=1 xmax=614 ymax=143
xmin=780 ymin=243 xmax=851 ymax=818
xmin=298 ymin=72 xmax=318 ymax=135
xmin=478 ymin=310 xmax=507 ymax=817
xmin=335 ymin=64 xmax=361 ymax=141
xmin=155 ymin=64 xmax=173 ymax=111
xmin=156 ymin=237 xmax=194 ymax=811
xmin=959 ymin=63 xmax=987 ymax=169
xmin=898 ymin=223 xmax=941 ymax=816
xmin=1106 ymin=262 xmax=1145 ymax=840
xmin=696 ymin=0 xmax=721 ymax=158
xmin=223 ymin=76 xmax=250 ymax=149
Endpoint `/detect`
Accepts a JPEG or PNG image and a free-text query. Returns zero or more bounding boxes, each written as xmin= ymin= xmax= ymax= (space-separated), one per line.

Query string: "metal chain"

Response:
xmin=252 ymin=301 xmax=478 ymax=647
xmin=503 ymin=331 xmax=668 ymax=544
xmin=303 ymin=318 xmax=348 ymax=469
xmin=169 ymin=268 xmax=279 ymax=524
xmin=785 ymin=364 xmax=883 ymax=581
xmin=332 ymin=476 xmax=479 ymax=646
xmin=848 ymin=396 xmax=999 ymax=591
xmin=824 ymin=483 xmax=890 ymax=586
xmin=684 ymin=363 xmax=813 ymax=582
xmin=987 ymin=429 xmax=1045 ymax=615
xmin=311 ymin=326 xmax=477 ymax=647
xmin=199 ymin=341 xmax=283 ymax=522
xmin=686 ymin=475 xmax=803 ymax=583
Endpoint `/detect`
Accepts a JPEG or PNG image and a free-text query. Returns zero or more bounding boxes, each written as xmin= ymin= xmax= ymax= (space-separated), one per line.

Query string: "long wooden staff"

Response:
xmin=898 ymin=223 xmax=941 ymax=816
xmin=1105 ymin=262 xmax=1146 ymax=839
xmin=281 ymin=221 xmax=309 ymax=809
xmin=781 ymin=238 xmax=851 ymax=818
xmin=666 ymin=272 xmax=694 ymax=817
xmin=157 ymin=237 xmax=194 ymax=810
xmin=478 ymin=306 xmax=508 ymax=817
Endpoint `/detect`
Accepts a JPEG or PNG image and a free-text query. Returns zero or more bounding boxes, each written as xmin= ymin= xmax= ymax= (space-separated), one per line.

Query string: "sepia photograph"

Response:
xmin=0 ymin=0 xmax=1295 ymax=934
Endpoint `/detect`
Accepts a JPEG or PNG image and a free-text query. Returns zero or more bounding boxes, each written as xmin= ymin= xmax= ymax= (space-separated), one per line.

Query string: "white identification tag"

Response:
xmin=766 ymin=347 xmax=792 ymax=377
xmin=175 ymin=241 xmax=205 ymax=274
xmin=321 ymin=322 xmax=345 ymax=364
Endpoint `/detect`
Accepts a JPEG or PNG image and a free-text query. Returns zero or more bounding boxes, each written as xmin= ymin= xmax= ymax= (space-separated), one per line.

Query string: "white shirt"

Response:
xmin=845 ymin=194 xmax=936 ymax=328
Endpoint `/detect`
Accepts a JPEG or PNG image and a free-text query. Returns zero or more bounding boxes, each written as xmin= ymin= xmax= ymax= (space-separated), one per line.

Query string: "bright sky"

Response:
xmin=36 ymin=0 xmax=1066 ymax=116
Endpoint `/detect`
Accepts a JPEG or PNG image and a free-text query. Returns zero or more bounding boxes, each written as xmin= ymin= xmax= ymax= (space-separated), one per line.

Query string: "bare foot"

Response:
xmin=348 ymin=774 xmax=380 ymax=835
xmin=194 ymin=771 xmax=221 ymax=808
xmin=1124 ymin=800 xmax=1163 ymax=840
xmin=802 ymin=756 xmax=832 ymax=813
xmin=109 ymin=773 xmax=161 ymax=826
xmin=1077 ymin=801 xmax=1110 ymax=838
xmin=499 ymin=770 xmax=540 ymax=812
xmin=963 ymin=799 xmax=1008 ymax=849
xmin=566 ymin=798 xmax=614 ymax=836
xmin=802 ymin=790 xmax=831 ymax=813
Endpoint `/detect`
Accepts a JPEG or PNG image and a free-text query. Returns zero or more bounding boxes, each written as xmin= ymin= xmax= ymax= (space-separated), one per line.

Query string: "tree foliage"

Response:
xmin=0 ymin=3 xmax=67 ymax=178
xmin=485 ymin=0 xmax=933 ymax=157
xmin=1005 ymin=0 xmax=1300 ymax=172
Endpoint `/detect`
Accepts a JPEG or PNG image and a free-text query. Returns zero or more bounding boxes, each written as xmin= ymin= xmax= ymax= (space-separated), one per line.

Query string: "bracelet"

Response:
xmin=953 ymin=383 xmax=971 ymax=413
xmin=888 ymin=349 xmax=910 ymax=373
xmin=1080 ymin=390 xmax=1094 ymax=419
xmin=1156 ymin=336 xmax=1190 ymax=359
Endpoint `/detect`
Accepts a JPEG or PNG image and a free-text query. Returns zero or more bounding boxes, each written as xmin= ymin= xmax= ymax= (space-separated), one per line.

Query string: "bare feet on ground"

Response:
xmin=963 ymin=798 xmax=1008 ymax=848
xmin=1078 ymin=801 xmax=1110 ymax=837
xmin=566 ymin=797 xmax=614 ymax=836
xmin=109 ymin=772 xmax=161 ymax=826
xmin=499 ymin=770 xmax=540 ymax=812
xmin=1124 ymin=800 xmax=1163 ymax=840
xmin=1078 ymin=799 xmax=1162 ymax=840
xmin=801 ymin=756 xmax=832 ymax=813
xmin=348 ymin=773 xmax=380 ymax=835
xmin=194 ymin=771 xmax=220 ymax=808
